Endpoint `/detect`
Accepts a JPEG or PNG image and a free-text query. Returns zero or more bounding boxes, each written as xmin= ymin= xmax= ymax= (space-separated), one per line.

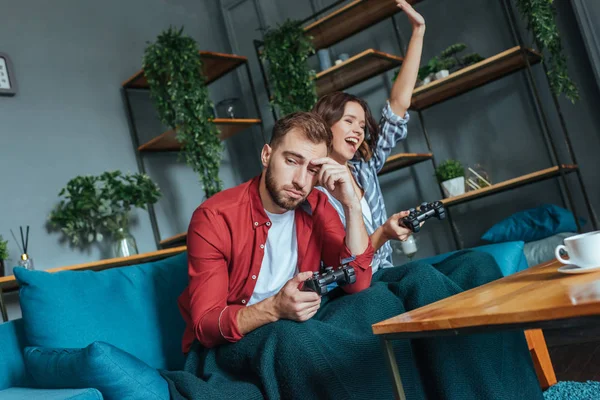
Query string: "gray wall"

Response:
xmin=220 ymin=0 xmax=600 ymax=263
xmin=572 ymin=0 xmax=600 ymax=91
xmin=0 ymin=0 xmax=263 ymax=319
xmin=2 ymin=0 xmax=600 ymax=318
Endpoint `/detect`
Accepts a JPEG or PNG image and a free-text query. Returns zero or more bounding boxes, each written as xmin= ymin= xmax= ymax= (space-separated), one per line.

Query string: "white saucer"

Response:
xmin=557 ymin=264 xmax=600 ymax=274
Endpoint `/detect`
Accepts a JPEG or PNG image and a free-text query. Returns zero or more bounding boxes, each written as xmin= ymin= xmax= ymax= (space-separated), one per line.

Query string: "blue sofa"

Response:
xmin=0 ymin=242 xmax=528 ymax=399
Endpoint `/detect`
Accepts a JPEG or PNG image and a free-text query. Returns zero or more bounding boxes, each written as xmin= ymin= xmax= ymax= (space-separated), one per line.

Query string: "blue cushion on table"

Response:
xmin=0 ymin=387 xmax=102 ymax=400
xmin=418 ymin=241 xmax=528 ymax=277
xmin=481 ymin=204 xmax=585 ymax=244
xmin=24 ymin=341 xmax=168 ymax=400
xmin=14 ymin=252 xmax=188 ymax=371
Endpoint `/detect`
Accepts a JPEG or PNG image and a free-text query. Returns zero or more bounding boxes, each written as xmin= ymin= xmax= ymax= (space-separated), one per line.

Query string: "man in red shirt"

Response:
xmin=178 ymin=111 xmax=375 ymax=351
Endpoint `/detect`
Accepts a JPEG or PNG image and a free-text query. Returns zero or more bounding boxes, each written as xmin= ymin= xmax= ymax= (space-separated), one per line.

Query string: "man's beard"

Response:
xmin=265 ymin=166 xmax=307 ymax=211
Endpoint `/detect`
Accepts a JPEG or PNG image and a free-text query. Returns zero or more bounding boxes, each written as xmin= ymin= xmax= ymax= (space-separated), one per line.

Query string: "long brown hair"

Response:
xmin=312 ymin=92 xmax=379 ymax=161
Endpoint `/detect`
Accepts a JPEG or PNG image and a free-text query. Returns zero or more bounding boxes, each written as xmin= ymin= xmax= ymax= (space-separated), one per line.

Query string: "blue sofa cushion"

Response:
xmin=418 ymin=241 xmax=528 ymax=277
xmin=0 ymin=319 xmax=31 ymax=390
xmin=481 ymin=204 xmax=585 ymax=244
xmin=24 ymin=341 xmax=168 ymax=400
xmin=14 ymin=252 xmax=188 ymax=371
xmin=0 ymin=387 xmax=102 ymax=400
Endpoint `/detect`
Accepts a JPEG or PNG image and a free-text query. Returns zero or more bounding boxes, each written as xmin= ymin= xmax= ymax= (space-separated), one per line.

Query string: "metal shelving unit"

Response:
xmin=121 ymin=51 xmax=266 ymax=249
xmin=253 ymin=0 xmax=597 ymax=249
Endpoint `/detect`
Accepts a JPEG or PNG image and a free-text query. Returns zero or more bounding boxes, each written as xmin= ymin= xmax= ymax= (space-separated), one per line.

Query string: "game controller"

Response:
xmin=301 ymin=256 xmax=357 ymax=296
xmin=400 ymin=201 xmax=446 ymax=233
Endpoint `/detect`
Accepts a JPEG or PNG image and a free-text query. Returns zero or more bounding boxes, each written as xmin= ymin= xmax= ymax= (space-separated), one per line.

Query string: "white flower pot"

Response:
xmin=435 ymin=69 xmax=450 ymax=80
xmin=441 ymin=177 xmax=465 ymax=198
xmin=417 ymin=75 xmax=431 ymax=87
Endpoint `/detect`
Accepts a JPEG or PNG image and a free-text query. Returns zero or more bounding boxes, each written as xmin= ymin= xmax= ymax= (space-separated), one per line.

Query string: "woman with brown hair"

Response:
xmin=313 ymin=0 xmax=425 ymax=273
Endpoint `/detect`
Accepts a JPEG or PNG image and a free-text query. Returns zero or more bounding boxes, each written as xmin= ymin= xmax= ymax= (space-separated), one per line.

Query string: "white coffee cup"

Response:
xmin=555 ymin=231 xmax=600 ymax=268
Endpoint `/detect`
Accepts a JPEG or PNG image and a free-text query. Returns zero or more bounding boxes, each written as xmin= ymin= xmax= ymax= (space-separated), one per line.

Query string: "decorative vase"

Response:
xmin=465 ymin=163 xmax=492 ymax=191
xmin=400 ymin=235 xmax=418 ymax=261
xmin=113 ymin=228 xmax=138 ymax=258
xmin=441 ymin=176 xmax=465 ymax=198
xmin=317 ymin=49 xmax=332 ymax=71
xmin=216 ymin=98 xmax=243 ymax=119
xmin=17 ymin=254 xmax=34 ymax=270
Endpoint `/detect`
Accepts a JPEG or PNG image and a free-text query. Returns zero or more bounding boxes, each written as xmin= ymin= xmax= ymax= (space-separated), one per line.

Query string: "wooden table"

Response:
xmin=0 ymin=246 xmax=187 ymax=322
xmin=372 ymin=259 xmax=600 ymax=399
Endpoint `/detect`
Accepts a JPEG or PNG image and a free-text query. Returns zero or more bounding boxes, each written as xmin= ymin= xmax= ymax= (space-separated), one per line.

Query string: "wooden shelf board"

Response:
xmin=138 ymin=118 xmax=261 ymax=152
xmin=304 ymin=0 xmax=421 ymax=50
xmin=0 ymin=246 xmax=187 ymax=293
xmin=122 ymin=51 xmax=247 ymax=89
xmin=160 ymin=232 xmax=187 ymax=248
xmin=411 ymin=46 xmax=542 ymax=110
xmin=441 ymin=165 xmax=578 ymax=207
xmin=316 ymin=49 xmax=403 ymax=96
xmin=378 ymin=153 xmax=433 ymax=176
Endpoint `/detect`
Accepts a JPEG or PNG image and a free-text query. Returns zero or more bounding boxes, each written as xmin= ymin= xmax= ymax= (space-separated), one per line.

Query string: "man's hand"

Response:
xmin=272 ymin=271 xmax=321 ymax=322
xmin=396 ymin=0 xmax=425 ymax=35
xmin=310 ymin=158 xmax=359 ymax=209
xmin=383 ymin=211 xmax=423 ymax=242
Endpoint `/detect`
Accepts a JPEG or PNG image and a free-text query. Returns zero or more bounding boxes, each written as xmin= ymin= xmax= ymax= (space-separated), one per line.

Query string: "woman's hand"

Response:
xmin=382 ymin=211 xmax=414 ymax=242
xmin=390 ymin=0 xmax=425 ymax=115
xmin=396 ymin=0 xmax=425 ymax=35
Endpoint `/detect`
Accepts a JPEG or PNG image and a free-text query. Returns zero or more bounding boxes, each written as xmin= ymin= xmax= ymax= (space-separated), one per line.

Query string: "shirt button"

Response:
xmin=266 ymin=222 xmax=271 ymax=226
xmin=252 ymin=275 xmax=257 ymax=280
xmin=260 ymin=244 xmax=265 ymax=249
xmin=241 ymin=300 xmax=246 ymax=304
xmin=254 ymin=222 xmax=258 ymax=226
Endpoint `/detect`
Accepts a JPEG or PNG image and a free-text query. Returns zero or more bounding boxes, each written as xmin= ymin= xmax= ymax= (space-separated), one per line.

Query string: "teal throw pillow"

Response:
xmin=14 ymin=252 xmax=188 ymax=371
xmin=24 ymin=341 xmax=169 ymax=400
xmin=481 ymin=204 xmax=585 ymax=243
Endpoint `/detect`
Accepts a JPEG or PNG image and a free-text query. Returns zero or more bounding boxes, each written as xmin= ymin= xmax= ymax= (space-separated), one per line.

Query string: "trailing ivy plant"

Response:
xmin=515 ymin=0 xmax=579 ymax=103
xmin=143 ymin=26 xmax=223 ymax=198
xmin=48 ymin=171 xmax=161 ymax=246
xmin=261 ymin=19 xmax=317 ymax=115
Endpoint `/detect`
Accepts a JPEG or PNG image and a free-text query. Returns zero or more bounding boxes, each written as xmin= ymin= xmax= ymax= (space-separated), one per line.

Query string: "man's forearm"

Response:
xmin=343 ymin=201 xmax=370 ymax=255
xmin=236 ymin=296 xmax=279 ymax=335
xmin=370 ymin=226 xmax=389 ymax=252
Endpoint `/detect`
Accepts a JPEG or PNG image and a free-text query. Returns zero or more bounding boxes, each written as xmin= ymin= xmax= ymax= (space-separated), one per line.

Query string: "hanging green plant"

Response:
xmin=261 ymin=19 xmax=317 ymax=115
xmin=515 ymin=0 xmax=579 ymax=103
xmin=143 ymin=26 xmax=223 ymax=199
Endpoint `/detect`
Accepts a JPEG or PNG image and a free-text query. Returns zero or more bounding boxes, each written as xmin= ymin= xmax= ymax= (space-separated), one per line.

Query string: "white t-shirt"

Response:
xmin=248 ymin=209 xmax=299 ymax=306
xmin=361 ymin=195 xmax=373 ymax=227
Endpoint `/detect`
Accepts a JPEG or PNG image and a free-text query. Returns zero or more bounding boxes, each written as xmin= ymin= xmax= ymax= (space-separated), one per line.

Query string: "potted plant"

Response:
xmin=460 ymin=52 xmax=484 ymax=68
xmin=440 ymin=43 xmax=484 ymax=73
xmin=143 ymin=27 xmax=224 ymax=199
xmin=49 ymin=171 xmax=161 ymax=258
xmin=435 ymin=159 xmax=465 ymax=198
xmin=434 ymin=57 xmax=457 ymax=80
xmin=261 ymin=19 xmax=318 ymax=115
xmin=0 ymin=235 xmax=8 ymax=277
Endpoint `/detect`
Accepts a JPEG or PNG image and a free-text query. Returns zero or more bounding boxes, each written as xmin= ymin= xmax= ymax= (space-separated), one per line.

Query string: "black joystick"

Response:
xmin=400 ymin=201 xmax=446 ymax=233
xmin=301 ymin=257 xmax=357 ymax=296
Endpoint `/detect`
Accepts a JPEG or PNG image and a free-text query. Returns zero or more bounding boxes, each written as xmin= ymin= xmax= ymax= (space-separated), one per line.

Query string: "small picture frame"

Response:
xmin=0 ymin=52 xmax=17 ymax=96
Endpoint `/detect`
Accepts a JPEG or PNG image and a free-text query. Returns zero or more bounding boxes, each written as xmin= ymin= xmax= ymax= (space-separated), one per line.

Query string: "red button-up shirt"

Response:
xmin=177 ymin=176 xmax=374 ymax=351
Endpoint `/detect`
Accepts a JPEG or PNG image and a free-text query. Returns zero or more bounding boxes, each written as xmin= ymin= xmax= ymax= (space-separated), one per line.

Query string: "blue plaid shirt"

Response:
xmin=317 ymin=101 xmax=409 ymax=273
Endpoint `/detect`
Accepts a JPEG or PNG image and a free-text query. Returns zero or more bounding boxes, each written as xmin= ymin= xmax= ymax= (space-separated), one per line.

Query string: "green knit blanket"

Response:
xmin=161 ymin=251 xmax=544 ymax=400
